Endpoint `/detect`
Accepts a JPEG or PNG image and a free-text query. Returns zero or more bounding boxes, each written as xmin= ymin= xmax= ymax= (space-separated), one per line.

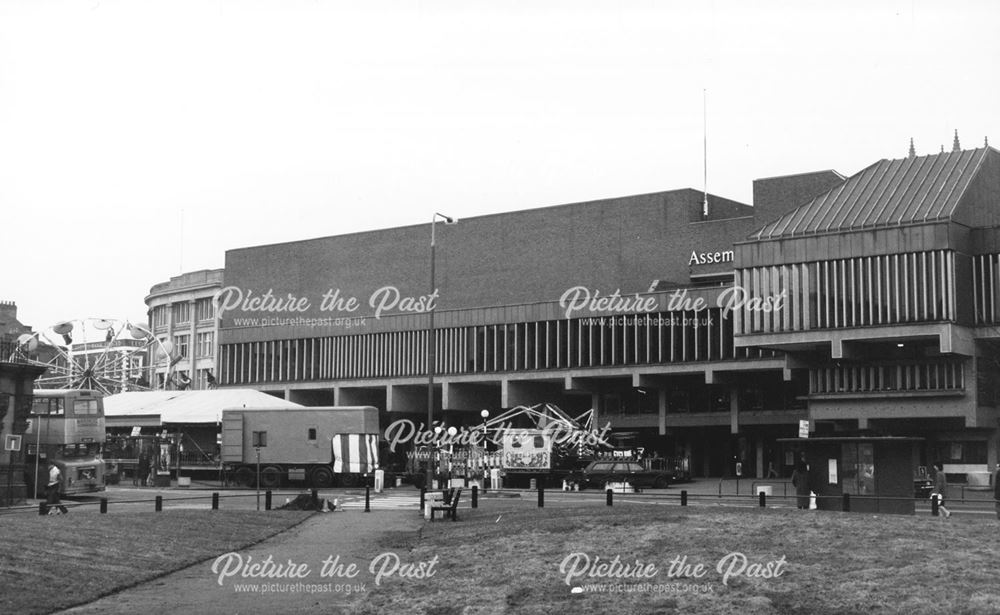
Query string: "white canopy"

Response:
xmin=103 ymin=389 xmax=302 ymax=426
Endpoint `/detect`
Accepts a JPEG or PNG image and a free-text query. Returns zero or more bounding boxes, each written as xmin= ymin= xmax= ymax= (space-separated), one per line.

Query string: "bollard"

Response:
xmin=472 ymin=485 xmax=478 ymax=509
xmin=155 ymin=495 xmax=162 ymax=512
xmin=537 ymin=485 xmax=544 ymax=508
xmin=38 ymin=502 xmax=46 ymax=516
xmin=100 ymin=498 xmax=108 ymax=514
xmin=759 ymin=491 xmax=766 ymax=508
xmin=464 ymin=475 xmax=469 ymax=488
xmin=842 ymin=492 xmax=850 ymax=512
xmin=365 ymin=486 xmax=371 ymax=513
xmin=265 ymin=490 xmax=272 ymax=511
xmin=212 ymin=492 xmax=219 ymax=510
xmin=311 ymin=489 xmax=318 ymax=508
xmin=606 ymin=488 xmax=613 ymax=507
xmin=931 ymin=494 xmax=939 ymax=517
xmin=681 ymin=490 xmax=688 ymax=506
xmin=420 ymin=488 xmax=426 ymax=513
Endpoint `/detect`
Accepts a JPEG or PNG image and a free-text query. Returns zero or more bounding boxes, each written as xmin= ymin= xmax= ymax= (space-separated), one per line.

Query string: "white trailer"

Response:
xmin=221 ymin=406 xmax=379 ymax=488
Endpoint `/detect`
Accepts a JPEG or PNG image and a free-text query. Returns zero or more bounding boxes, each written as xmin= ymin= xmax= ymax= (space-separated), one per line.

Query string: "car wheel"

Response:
xmin=654 ymin=476 xmax=670 ymax=489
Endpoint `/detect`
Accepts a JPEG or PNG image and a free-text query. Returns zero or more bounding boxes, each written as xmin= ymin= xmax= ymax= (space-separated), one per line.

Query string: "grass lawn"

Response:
xmin=0 ymin=510 xmax=312 ymax=615
xmin=356 ymin=503 xmax=1000 ymax=615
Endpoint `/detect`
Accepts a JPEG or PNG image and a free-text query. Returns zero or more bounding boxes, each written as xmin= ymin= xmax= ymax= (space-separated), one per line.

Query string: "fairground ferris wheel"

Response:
xmin=8 ymin=318 xmax=176 ymax=395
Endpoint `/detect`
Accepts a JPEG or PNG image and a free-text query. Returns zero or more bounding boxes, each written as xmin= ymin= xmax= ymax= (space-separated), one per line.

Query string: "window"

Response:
xmin=152 ymin=306 xmax=169 ymax=329
xmin=172 ymin=302 xmax=191 ymax=324
xmin=73 ymin=399 xmax=100 ymax=415
xmin=307 ymin=428 xmax=317 ymax=441
xmin=196 ymin=298 xmax=214 ymax=322
xmin=174 ymin=334 xmax=190 ymax=358
xmin=32 ymin=397 xmax=64 ymax=415
xmin=197 ymin=332 xmax=214 ymax=358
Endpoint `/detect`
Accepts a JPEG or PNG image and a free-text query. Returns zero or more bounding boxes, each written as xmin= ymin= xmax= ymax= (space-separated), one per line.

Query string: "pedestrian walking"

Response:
xmin=45 ymin=461 xmax=68 ymax=515
xmin=791 ymin=461 xmax=810 ymax=510
xmin=932 ymin=462 xmax=951 ymax=519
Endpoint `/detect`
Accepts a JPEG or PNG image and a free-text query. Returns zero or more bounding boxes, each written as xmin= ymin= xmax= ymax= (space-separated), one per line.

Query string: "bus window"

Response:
xmin=73 ymin=399 xmax=100 ymax=415
xmin=32 ymin=398 xmax=64 ymax=415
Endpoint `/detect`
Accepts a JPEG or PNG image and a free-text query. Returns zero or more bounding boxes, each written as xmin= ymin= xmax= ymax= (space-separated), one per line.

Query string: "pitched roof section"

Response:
xmin=751 ymin=147 xmax=995 ymax=240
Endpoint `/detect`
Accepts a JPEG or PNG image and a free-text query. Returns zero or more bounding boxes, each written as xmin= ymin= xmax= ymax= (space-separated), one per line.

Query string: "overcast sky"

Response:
xmin=2 ymin=0 xmax=998 ymax=332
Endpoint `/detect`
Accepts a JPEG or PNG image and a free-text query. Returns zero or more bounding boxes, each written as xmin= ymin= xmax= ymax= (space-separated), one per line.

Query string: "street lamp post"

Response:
xmin=427 ymin=212 xmax=457 ymax=432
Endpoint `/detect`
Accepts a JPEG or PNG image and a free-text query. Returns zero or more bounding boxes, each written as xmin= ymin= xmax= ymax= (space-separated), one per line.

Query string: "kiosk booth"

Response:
xmin=778 ymin=436 xmax=923 ymax=515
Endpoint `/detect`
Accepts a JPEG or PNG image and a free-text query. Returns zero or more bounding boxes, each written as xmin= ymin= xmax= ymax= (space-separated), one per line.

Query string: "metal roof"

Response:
xmin=104 ymin=389 xmax=302 ymax=424
xmin=751 ymin=147 xmax=994 ymax=240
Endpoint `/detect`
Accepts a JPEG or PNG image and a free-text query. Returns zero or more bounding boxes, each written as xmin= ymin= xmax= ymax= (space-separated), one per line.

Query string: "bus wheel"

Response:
xmin=260 ymin=466 xmax=283 ymax=489
xmin=311 ymin=467 xmax=334 ymax=489
xmin=234 ymin=467 xmax=255 ymax=487
xmin=339 ymin=473 xmax=361 ymax=488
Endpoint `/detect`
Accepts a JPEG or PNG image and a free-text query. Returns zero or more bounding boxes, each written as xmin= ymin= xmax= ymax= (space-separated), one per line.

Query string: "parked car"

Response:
xmin=570 ymin=460 xmax=672 ymax=490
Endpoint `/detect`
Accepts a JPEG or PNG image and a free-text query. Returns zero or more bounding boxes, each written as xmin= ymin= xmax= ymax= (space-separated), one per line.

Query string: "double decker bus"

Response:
xmin=24 ymin=389 xmax=105 ymax=496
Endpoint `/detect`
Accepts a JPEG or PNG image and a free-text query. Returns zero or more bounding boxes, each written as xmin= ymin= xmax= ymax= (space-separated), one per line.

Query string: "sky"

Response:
xmin=1 ymin=0 xmax=998 ymax=332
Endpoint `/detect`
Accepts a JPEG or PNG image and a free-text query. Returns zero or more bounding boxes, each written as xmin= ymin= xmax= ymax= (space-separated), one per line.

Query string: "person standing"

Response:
xmin=137 ymin=449 xmax=150 ymax=487
xmin=791 ymin=461 xmax=810 ymax=510
xmin=46 ymin=462 xmax=68 ymax=515
xmin=932 ymin=462 xmax=951 ymax=519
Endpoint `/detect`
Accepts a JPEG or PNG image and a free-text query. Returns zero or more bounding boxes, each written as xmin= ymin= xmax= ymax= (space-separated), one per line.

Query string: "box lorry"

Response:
xmin=221 ymin=406 xmax=380 ymax=488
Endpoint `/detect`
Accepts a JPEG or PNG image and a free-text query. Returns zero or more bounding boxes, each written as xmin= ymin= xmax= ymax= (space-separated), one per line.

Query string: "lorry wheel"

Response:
xmin=260 ymin=466 xmax=283 ymax=489
xmin=339 ymin=473 xmax=361 ymax=488
xmin=311 ymin=467 xmax=334 ymax=488
xmin=234 ymin=467 xmax=254 ymax=487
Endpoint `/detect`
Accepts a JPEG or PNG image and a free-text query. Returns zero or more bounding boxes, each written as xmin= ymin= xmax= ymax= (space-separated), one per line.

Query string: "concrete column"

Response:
xmin=189 ymin=299 xmax=197 ymax=387
xmin=592 ymin=393 xmax=602 ymax=429
xmin=730 ymin=385 xmax=739 ymax=435
xmin=658 ymin=389 xmax=667 ymax=436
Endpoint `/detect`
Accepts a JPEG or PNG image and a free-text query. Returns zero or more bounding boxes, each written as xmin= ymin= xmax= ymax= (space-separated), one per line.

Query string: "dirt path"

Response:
xmin=56 ymin=509 xmax=423 ymax=615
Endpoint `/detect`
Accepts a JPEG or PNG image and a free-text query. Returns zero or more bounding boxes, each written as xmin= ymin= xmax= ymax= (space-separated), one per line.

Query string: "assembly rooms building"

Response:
xmin=204 ymin=144 xmax=1000 ymax=479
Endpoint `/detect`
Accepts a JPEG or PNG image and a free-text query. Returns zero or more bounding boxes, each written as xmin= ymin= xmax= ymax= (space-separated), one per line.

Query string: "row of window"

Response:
xmin=736 ymin=250 xmax=957 ymax=334
xmin=974 ymin=254 xmax=1000 ymax=325
xmin=151 ymin=298 xmax=216 ymax=329
xmin=167 ymin=332 xmax=215 ymax=359
xmin=219 ymin=309 xmax=778 ymax=385
xmin=809 ymin=360 xmax=965 ymax=395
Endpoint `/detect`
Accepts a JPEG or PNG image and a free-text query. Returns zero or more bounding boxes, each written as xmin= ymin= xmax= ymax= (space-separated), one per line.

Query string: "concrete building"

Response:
xmin=735 ymin=143 xmax=1000 ymax=480
xmin=210 ymin=142 xmax=1000 ymax=480
xmin=213 ymin=174 xmax=845 ymax=478
xmin=146 ymin=269 xmax=224 ymax=391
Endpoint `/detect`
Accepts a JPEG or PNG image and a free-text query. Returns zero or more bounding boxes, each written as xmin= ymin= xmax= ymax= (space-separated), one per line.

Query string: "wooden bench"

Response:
xmin=430 ymin=487 xmax=462 ymax=522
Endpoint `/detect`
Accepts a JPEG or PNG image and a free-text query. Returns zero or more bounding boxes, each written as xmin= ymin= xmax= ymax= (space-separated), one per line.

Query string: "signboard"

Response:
xmin=130 ymin=426 xmax=141 ymax=437
xmin=4 ymin=434 xmax=21 ymax=452
xmin=798 ymin=420 xmax=810 ymax=438
xmin=501 ymin=429 xmax=551 ymax=470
